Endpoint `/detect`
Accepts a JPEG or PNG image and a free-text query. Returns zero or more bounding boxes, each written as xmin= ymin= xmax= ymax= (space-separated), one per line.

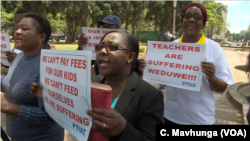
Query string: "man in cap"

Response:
xmin=77 ymin=15 xmax=121 ymax=75
xmin=77 ymin=15 xmax=121 ymax=50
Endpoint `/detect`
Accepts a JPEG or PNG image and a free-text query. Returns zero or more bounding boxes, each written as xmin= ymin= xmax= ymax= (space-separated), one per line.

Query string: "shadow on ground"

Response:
xmin=234 ymin=65 xmax=246 ymax=72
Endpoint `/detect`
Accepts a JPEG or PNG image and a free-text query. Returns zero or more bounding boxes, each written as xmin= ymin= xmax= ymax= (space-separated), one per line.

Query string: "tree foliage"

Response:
xmin=197 ymin=1 xmax=227 ymax=38
xmin=1 ymin=1 xmax=232 ymax=43
xmin=243 ymin=30 xmax=250 ymax=42
xmin=1 ymin=4 xmax=14 ymax=32
xmin=146 ymin=1 xmax=192 ymax=40
xmin=231 ymin=31 xmax=250 ymax=42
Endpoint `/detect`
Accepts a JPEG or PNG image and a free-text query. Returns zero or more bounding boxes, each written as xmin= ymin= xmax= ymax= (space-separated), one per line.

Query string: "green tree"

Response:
xmin=47 ymin=13 xmax=67 ymax=35
xmin=1 ymin=5 xmax=14 ymax=32
xmin=225 ymin=30 xmax=231 ymax=38
xmin=243 ymin=30 xmax=250 ymax=42
xmin=48 ymin=1 xmax=90 ymax=43
xmin=2 ymin=1 xmax=90 ymax=43
xmin=88 ymin=1 xmax=112 ymax=27
xmin=228 ymin=36 xmax=233 ymax=42
xmin=2 ymin=1 xmax=59 ymax=19
xmin=146 ymin=1 xmax=173 ymax=41
xmin=231 ymin=33 xmax=242 ymax=42
xmin=125 ymin=1 xmax=147 ymax=35
xmin=135 ymin=8 xmax=155 ymax=32
xmin=87 ymin=1 xmax=146 ymax=36
xmin=199 ymin=1 xmax=227 ymax=38
xmin=225 ymin=30 xmax=231 ymax=41
xmin=146 ymin=1 xmax=192 ymax=40
xmin=1 ymin=1 xmax=22 ymax=13
xmin=2 ymin=1 xmax=61 ymax=37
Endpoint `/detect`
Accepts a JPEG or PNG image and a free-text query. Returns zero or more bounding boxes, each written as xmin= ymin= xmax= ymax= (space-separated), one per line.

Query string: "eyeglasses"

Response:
xmin=183 ymin=14 xmax=203 ymax=21
xmin=95 ymin=44 xmax=131 ymax=52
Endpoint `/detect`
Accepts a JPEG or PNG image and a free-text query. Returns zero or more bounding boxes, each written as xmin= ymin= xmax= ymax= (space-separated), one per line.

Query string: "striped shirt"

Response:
xmin=1 ymin=51 xmax=64 ymax=141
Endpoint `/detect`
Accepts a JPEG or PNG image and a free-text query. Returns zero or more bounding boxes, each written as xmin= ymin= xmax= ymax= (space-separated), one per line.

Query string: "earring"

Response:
xmin=127 ymin=60 xmax=130 ymax=63
xmin=39 ymin=41 xmax=41 ymax=44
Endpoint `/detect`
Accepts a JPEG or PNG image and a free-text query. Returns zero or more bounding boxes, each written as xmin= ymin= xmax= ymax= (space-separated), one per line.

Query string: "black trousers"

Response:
xmin=1 ymin=127 xmax=10 ymax=141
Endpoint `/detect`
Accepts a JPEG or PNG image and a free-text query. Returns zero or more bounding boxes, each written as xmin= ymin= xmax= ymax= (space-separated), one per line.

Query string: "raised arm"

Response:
xmin=77 ymin=34 xmax=88 ymax=50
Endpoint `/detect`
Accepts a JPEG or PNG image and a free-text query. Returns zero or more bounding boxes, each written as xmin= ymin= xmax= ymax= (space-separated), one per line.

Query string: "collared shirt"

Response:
xmin=178 ymin=33 xmax=206 ymax=44
xmin=13 ymin=42 xmax=51 ymax=54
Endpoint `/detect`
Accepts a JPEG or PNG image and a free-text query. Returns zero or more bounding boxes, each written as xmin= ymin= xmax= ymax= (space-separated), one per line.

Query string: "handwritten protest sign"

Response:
xmin=82 ymin=27 xmax=114 ymax=60
xmin=143 ymin=41 xmax=206 ymax=91
xmin=1 ymin=33 xmax=11 ymax=66
xmin=40 ymin=50 xmax=92 ymax=140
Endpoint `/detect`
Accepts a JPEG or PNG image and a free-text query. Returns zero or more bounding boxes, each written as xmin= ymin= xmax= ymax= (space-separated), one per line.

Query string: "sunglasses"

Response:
xmin=95 ymin=44 xmax=131 ymax=52
xmin=183 ymin=13 xmax=203 ymax=21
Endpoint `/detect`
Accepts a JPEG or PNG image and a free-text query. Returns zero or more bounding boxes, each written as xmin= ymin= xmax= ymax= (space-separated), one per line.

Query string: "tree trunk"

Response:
xmin=154 ymin=16 xmax=160 ymax=40
xmin=131 ymin=23 xmax=135 ymax=36
xmin=159 ymin=18 xmax=165 ymax=41
xmin=66 ymin=16 xmax=73 ymax=43
xmin=72 ymin=28 xmax=76 ymax=42
xmin=125 ymin=18 xmax=128 ymax=30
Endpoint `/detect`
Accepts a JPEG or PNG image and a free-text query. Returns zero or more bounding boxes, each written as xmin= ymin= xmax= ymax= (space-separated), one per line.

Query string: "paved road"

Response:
xmin=213 ymin=48 xmax=247 ymax=125
xmin=1 ymin=47 xmax=248 ymax=141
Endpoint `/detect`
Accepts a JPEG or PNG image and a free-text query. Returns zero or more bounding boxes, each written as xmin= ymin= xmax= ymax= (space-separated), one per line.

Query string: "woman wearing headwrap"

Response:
xmin=163 ymin=3 xmax=234 ymax=125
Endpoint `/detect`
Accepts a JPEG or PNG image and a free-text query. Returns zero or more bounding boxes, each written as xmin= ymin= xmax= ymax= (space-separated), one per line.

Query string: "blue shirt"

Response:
xmin=111 ymin=98 xmax=119 ymax=109
xmin=45 ymin=42 xmax=51 ymax=49
xmin=1 ymin=52 xmax=64 ymax=141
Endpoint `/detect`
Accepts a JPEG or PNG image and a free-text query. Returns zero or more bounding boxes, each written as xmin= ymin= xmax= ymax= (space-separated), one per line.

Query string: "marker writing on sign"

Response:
xmin=148 ymin=69 xmax=197 ymax=81
xmin=148 ymin=60 xmax=199 ymax=71
xmin=152 ymin=44 xmax=200 ymax=52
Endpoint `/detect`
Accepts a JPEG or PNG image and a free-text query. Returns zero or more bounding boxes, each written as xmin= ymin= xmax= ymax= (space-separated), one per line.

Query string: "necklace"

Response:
xmin=105 ymin=77 xmax=129 ymax=92
xmin=116 ymin=91 xmax=122 ymax=99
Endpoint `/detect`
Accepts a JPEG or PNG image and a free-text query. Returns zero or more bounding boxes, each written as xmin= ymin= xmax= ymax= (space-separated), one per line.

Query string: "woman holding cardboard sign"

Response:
xmin=87 ymin=29 xmax=163 ymax=140
xmin=31 ymin=29 xmax=164 ymax=140
xmin=162 ymin=3 xmax=234 ymax=125
xmin=1 ymin=13 xmax=64 ymax=140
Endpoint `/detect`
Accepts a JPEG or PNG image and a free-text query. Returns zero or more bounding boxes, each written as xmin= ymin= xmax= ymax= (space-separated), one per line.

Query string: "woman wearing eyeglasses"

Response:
xmin=30 ymin=29 xmax=164 ymax=140
xmin=86 ymin=29 xmax=163 ymax=140
xmin=163 ymin=3 xmax=234 ymax=125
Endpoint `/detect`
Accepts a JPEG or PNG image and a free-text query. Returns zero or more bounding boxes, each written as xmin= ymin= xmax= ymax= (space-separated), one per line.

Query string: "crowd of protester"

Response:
xmin=2 ymin=3 xmax=248 ymax=141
